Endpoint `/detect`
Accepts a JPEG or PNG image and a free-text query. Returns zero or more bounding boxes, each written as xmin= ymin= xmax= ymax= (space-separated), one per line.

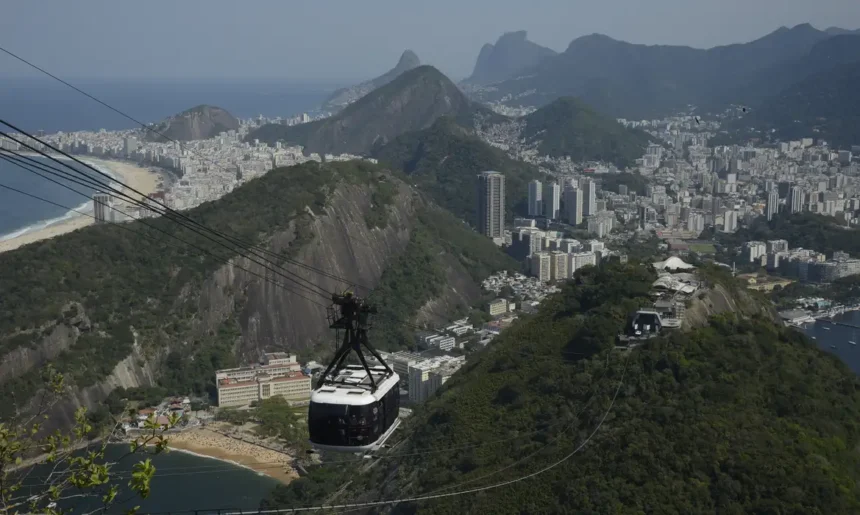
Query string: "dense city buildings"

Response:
xmin=1 ymin=114 xmax=369 ymax=217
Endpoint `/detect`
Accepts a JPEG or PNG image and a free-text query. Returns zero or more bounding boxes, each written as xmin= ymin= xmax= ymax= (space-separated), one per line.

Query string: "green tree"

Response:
xmin=0 ymin=366 xmax=174 ymax=515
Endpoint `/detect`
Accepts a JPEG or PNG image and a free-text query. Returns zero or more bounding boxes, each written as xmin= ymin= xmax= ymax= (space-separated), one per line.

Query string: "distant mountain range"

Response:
xmin=464 ymin=31 xmax=557 ymax=85
xmin=250 ymin=63 xmax=649 ymax=168
xmin=321 ymin=50 xmax=421 ymax=111
xmin=145 ymin=105 xmax=239 ymax=142
xmin=468 ymin=24 xmax=860 ymax=118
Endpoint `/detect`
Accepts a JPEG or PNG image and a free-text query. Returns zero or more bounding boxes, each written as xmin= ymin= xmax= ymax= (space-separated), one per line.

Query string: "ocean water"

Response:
xmin=0 ymin=156 xmax=112 ymax=239
xmin=803 ymin=310 xmax=860 ymax=374
xmin=19 ymin=444 xmax=278 ymax=514
xmin=0 ymin=78 xmax=341 ymax=133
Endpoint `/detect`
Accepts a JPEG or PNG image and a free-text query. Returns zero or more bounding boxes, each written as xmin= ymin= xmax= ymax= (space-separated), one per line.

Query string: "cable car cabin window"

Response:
xmin=309 ymin=401 xmax=382 ymax=447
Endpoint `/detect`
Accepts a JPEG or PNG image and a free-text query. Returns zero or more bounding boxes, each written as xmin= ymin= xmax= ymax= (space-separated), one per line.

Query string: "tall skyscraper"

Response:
xmin=543 ymin=182 xmax=560 ymax=220
xmin=477 ymin=171 xmax=505 ymax=239
xmin=582 ymin=179 xmax=597 ymax=217
xmin=564 ymin=187 xmax=583 ymax=226
xmin=790 ymin=185 xmax=804 ymax=213
xmin=766 ymin=190 xmax=779 ymax=221
xmin=93 ymin=193 xmax=112 ymax=224
xmin=527 ymin=180 xmax=542 ymax=217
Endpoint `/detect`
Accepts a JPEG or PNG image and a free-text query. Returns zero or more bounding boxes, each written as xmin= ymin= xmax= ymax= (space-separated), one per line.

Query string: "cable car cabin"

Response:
xmin=309 ymin=365 xmax=400 ymax=452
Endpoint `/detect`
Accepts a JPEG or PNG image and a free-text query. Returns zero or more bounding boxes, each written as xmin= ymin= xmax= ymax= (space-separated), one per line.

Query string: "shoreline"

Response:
xmin=165 ymin=428 xmax=298 ymax=485
xmin=0 ymin=155 xmax=165 ymax=254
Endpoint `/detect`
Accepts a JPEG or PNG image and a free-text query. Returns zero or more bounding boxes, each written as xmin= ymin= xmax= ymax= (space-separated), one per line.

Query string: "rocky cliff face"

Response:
xmin=683 ymin=282 xmax=779 ymax=329
xmin=227 ymin=180 xmax=417 ymax=358
xmin=465 ymin=31 xmax=557 ymax=85
xmin=145 ymin=105 xmax=240 ymax=142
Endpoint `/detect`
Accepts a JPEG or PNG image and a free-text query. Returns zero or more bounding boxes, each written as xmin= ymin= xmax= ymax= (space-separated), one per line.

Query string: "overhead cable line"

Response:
xmin=0 ymin=45 xmax=372 ymax=293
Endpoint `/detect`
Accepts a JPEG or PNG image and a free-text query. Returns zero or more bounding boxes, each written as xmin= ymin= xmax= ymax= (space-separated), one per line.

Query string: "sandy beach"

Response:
xmin=0 ymin=157 xmax=163 ymax=254
xmin=166 ymin=427 xmax=299 ymax=484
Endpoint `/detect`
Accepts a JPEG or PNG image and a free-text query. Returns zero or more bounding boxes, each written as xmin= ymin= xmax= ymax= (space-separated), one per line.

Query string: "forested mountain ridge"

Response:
xmin=739 ymin=59 xmax=860 ymax=148
xmin=248 ymin=66 xmax=481 ymax=156
xmin=0 ymin=160 xmax=513 ymax=427
xmin=468 ymin=24 xmax=848 ymax=117
xmin=715 ymin=34 xmax=860 ymax=110
xmin=519 ymin=97 xmax=652 ymax=167
xmin=264 ymin=264 xmax=860 ymax=513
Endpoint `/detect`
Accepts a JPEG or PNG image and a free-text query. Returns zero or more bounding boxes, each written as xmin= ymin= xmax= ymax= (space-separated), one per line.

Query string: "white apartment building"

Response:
xmin=215 ymin=353 xmax=310 ymax=407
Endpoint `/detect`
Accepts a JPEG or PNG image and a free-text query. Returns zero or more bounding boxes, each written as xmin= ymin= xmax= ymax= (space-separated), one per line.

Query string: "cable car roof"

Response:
xmin=312 ymin=366 xmax=399 ymax=406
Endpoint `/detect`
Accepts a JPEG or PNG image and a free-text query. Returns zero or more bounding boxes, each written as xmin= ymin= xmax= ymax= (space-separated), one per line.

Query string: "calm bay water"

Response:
xmin=20 ymin=445 xmax=278 ymax=514
xmin=803 ymin=310 xmax=860 ymax=374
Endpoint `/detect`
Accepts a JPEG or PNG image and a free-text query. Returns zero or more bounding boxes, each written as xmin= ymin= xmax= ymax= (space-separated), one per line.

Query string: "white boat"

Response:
xmin=823 ymin=327 xmax=831 ymax=331
xmin=850 ymin=341 xmax=857 ymax=346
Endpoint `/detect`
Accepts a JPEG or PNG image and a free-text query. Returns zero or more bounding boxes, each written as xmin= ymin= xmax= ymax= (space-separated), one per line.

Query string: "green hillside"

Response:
xmin=264 ymin=264 xmax=860 ymax=513
xmin=522 ymin=97 xmax=652 ymax=167
xmin=0 ymin=160 xmax=514 ymax=417
xmin=374 ymin=117 xmax=540 ymax=224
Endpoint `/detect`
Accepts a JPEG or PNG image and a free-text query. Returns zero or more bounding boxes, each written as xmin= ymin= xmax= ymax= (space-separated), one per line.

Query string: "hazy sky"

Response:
xmin=2 ymin=0 xmax=860 ymax=81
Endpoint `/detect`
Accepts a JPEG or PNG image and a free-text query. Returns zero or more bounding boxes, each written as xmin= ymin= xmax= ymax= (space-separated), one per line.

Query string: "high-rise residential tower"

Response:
xmin=477 ymin=171 xmax=506 ymax=239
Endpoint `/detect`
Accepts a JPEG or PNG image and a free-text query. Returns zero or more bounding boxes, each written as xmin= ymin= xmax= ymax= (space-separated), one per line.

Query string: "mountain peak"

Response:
xmin=146 ymin=104 xmax=238 ymax=142
xmin=498 ymin=30 xmax=529 ymax=43
xmin=466 ymin=30 xmax=557 ymax=85
xmin=566 ymin=33 xmax=619 ymax=52
xmin=253 ymin=65 xmax=473 ymax=156
xmin=791 ymin=22 xmax=816 ymax=31
xmin=396 ymin=50 xmax=420 ymax=70
xmin=323 ymin=50 xmax=422 ymax=110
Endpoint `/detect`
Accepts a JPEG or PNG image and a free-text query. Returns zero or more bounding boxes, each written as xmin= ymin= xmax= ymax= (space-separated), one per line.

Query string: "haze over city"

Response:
xmin=0 ymin=0 xmax=859 ymax=80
